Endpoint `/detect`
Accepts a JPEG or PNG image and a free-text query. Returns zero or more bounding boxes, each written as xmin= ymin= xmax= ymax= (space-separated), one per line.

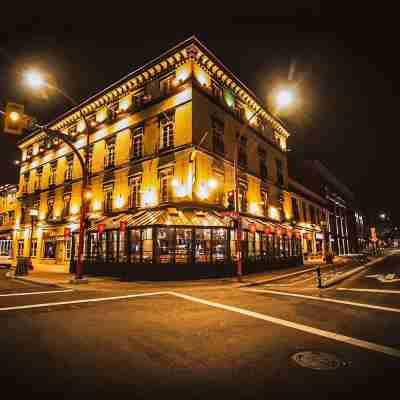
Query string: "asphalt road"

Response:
xmin=0 ymin=255 xmax=399 ymax=398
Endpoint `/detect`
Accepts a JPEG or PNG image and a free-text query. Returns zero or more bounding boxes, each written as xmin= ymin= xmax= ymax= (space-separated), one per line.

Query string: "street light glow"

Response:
xmin=276 ymin=88 xmax=295 ymax=109
xmin=9 ymin=111 xmax=20 ymax=122
xmin=24 ymin=70 xmax=45 ymax=89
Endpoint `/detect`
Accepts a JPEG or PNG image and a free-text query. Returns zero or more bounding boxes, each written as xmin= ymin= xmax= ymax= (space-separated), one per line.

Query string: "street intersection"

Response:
xmin=0 ymin=254 xmax=399 ymax=398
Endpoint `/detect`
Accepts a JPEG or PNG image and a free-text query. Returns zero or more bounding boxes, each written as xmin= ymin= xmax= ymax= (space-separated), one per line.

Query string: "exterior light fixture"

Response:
xmin=115 ymin=195 xmax=124 ymax=208
xmin=23 ymin=70 xmax=45 ymax=89
xmin=207 ymin=178 xmax=217 ymax=189
xmin=197 ymin=182 xmax=209 ymax=200
xmin=275 ymin=87 xmax=296 ymax=109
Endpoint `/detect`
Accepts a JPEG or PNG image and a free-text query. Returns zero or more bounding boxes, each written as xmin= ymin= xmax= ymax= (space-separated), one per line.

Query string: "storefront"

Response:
xmin=70 ymin=209 xmax=303 ymax=279
xmin=0 ymin=233 xmax=13 ymax=257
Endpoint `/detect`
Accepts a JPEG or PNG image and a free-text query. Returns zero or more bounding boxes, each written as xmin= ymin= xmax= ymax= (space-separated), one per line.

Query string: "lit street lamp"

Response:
xmin=22 ymin=68 xmax=91 ymax=282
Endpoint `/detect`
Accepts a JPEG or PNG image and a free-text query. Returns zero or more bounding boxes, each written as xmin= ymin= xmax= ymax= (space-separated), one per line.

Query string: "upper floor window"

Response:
xmin=34 ymin=167 xmax=42 ymax=191
xmin=131 ymin=127 xmax=143 ymax=159
xmin=212 ymin=118 xmax=224 ymax=155
xmin=238 ymin=184 xmax=247 ymax=213
xmin=160 ymin=113 xmax=175 ymax=150
xmin=62 ymin=193 xmax=71 ymax=218
xmin=276 ymin=158 xmax=284 ymax=187
xmin=104 ymin=139 xmax=116 ymax=169
xmin=26 ymin=145 xmax=33 ymax=159
xmin=65 ymin=155 xmax=73 ymax=181
xmin=159 ymin=169 xmax=173 ymax=203
xmin=22 ymin=172 xmax=29 ymax=193
xmin=160 ymin=74 xmax=175 ymax=96
xmin=128 ymin=175 xmax=142 ymax=209
xmin=8 ymin=211 xmax=15 ymax=224
xmin=103 ymin=185 xmax=114 ymax=213
xmin=49 ymin=161 xmax=57 ymax=186
xmin=238 ymin=136 xmax=247 ymax=167
xmin=211 ymin=82 xmax=223 ymax=101
xmin=261 ymin=190 xmax=268 ymax=216
xmin=47 ymin=197 xmax=55 ymax=220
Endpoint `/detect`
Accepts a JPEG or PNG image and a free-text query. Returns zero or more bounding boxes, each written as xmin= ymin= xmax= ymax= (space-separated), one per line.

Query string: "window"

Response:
xmin=8 ymin=211 xmax=15 ymax=224
xmin=159 ymin=169 xmax=173 ymax=203
xmin=65 ymin=239 xmax=72 ymax=260
xmin=160 ymin=113 xmax=174 ymax=150
xmin=26 ymin=145 xmax=33 ymax=159
xmin=292 ymin=197 xmax=300 ymax=221
xmin=65 ymin=156 xmax=73 ymax=181
xmin=30 ymin=239 xmax=37 ymax=257
xmin=238 ymin=136 xmax=247 ymax=167
xmin=49 ymin=162 xmax=57 ymax=186
xmin=22 ymin=172 xmax=29 ymax=193
xmin=34 ymin=168 xmax=42 ymax=191
xmin=212 ymin=118 xmax=224 ymax=154
xmin=261 ymin=190 xmax=268 ymax=216
xmin=258 ymin=147 xmax=268 ymax=180
xmin=103 ymin=185 xmax=114 ymax=213
xmin=238 ymin=185 xmax=247 ymax=213
xmin=104 ymin=140 xmax=116 ymax=169
xmin=310 ymin=205 xmax=316 ymax=224
xmin=160 ymin=74 xmax=175 ymax=96
xmin=62 ymin=193 xmax=71 ymax=218
xmin=131 ymin=127 xmax=143 ymax=159
xmin=276 ymin=159 xmax=284 ymax=187
xmin=128 ymin=175 xmax=142 ymax=209
xmin=47 ymin=197 xmax=55 ymax=220
xmin=17 ymin=240 xmax=24 ymax=256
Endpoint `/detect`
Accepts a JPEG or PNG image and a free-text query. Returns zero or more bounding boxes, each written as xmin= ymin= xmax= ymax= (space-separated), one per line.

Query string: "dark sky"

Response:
xmin=0 ymin=10 xmax=397 ymax=224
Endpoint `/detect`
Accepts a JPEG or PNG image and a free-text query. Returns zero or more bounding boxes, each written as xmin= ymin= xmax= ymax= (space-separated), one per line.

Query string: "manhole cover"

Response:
xmin=291 ymin=351 xmax=344 ymax=370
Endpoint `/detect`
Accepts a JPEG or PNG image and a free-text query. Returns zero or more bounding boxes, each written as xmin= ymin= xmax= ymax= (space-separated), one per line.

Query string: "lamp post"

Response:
xmin=23 ymin=69 xmax=92 ymax=282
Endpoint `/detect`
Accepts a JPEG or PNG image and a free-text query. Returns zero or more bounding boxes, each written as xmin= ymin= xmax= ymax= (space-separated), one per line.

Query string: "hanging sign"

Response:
xmin=64 ymin=227 xmax=71 ymax=239
xmin=264 ymin=226 xmax=272 ymax=235
xmin=287 ymin=229 xmax=293 ymax=239
xmin=250 ymin=223 xmax=257 ymax=233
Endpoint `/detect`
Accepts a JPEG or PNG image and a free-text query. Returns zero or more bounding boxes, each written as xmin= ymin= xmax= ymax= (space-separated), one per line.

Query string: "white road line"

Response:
xmin=337 ymin=288 xmax=400 ymax=295
xmin=0 ymin=289 xmax=74 ymax=297
xmin=168 ymin=291 xmax=400 ymax=358
xmin=243 ymin=288 xmax=400 ymax=314
xmin=0 ymin=291 xmax=168 ymax=312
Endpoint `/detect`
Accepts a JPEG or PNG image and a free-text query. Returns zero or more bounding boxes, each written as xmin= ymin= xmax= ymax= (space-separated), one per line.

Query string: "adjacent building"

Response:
xmin=14 ymin=37 xmax=303 ymax=275
xmin=0 ymin=184 xmax=17 ymax=258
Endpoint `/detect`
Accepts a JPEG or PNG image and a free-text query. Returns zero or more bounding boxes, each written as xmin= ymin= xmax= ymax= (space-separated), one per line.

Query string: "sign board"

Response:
xmin=371 ymin=227 xmax=378 ymax=242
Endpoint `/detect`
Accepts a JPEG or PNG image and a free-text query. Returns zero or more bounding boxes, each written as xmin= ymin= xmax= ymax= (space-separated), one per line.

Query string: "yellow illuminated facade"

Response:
xmin=0 ymin=184 xmax=17 ymax=258
xmin=15 ymin=37 xmax=300 ymax=271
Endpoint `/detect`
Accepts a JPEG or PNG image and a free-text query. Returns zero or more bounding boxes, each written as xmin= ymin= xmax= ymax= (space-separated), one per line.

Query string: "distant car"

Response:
xmin=0 ymin=255 xmax=12 ymax=268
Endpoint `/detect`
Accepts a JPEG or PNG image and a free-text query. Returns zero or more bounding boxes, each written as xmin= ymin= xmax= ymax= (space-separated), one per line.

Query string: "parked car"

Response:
xmin=0 ymin=255 xmax=12 ymax=268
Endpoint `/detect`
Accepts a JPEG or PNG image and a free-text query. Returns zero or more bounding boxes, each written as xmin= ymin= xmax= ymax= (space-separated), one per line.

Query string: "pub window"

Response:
xmin=103 ymin=185 xmax=114 ymax=213
xmin=159 ymin=74 xmax=175 ymax=96
xmin=65 ymin=155 xmax=73 ymax=181
xmin=128 ymin=175 xmax=142 ymax=209
xmin=160 ymin=113 xmax=175 ymax=150
xmin=17 ymin=240 xmax=24 ymax=256
xmin=212 ymin=118 xmax=224 ymax=154
xmin=159 ymin=169 xmax=173 ymax=203
xmin=131 ymin=126 xmax=143 ymax=159
xmin=104 ymin=140 xmax=116 ymax=169
xmin=62 ymin=193 xmax=71 ymax=218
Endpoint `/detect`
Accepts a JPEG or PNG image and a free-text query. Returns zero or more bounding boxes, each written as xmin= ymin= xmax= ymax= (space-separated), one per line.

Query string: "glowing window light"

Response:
xmin=249 ymin=202 xmax=259 ymax=215
xmin=207 ymin=178 xmax=217 ymax=190
xmin=197 ymin=182 xmax=209 ymax=200
xmin=175 ymin=185 xmax=187 ymax=198
xmin=115 ymin=195 xmax=124 ymax=208
xmin=143 ymin=188 xmax=156 ymax=207
xmin=269 ymin=206 xmax=280 ymax=220
xmin=171 ymin=178 xmax=179 ymax=188
xmin=119 ymin=97 xmax=131 ymax=112
xmin=194 ymin=69 xmax=210 ymax=87
xmin=92 ymin=200 xmax=101 ymax=211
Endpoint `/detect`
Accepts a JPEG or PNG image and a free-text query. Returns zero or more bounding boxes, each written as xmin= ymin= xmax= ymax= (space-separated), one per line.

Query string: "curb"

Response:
xmin=10 ymin=275 xmax=70 ymax=289
xmin=321 ymin=255 xmax=387 ymax=288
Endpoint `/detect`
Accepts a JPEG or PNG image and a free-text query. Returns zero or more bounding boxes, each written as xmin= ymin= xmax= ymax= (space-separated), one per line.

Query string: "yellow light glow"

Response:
xmin=250 ymin=203 xmax=259 ymax=215
xmin=194 ymin=69 xmax=210 ymax=87
xmin=207 ymin=178 xmax=217 ymax=190
xmin=96 ymin=108 xmax=108 ymax=123
xmin=39 ymin=212 xmax=46 ymax=221
xmin=175 ymin=185 xmax=187 ymax=198
xmin=77 ymin=120 xmax=86 ymax=133
xmin=171 ymin=178 xmax=179 ymax=188
xmin=197 ymin=182 xmax=209 ymax=200
xmin=24 ymin=70 xmax=45 ymax=89
xmin=119 ymin=97 xmax=131 ymax=111
xmin=115 ymin=195 xmax=124 ymax=208
xmin=84 ymin=189 xmax=93 ymax=200
xmin=143 ymin=188 xmax=156 ymax=207
xmin=71 ymin=205 xmax=79 ymax=215
xmin=175 ymin=67 xmax=190 ymax=84
xmin=269 ymin=206 xmax=280 ymax=220
xmin=92 ymin=200 xmax=101 ymax=211
xmin=9 ymin=111 xmax=20 ymax=122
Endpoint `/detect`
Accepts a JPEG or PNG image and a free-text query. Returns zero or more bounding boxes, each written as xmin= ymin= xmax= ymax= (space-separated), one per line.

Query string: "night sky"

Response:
xmin=0 ymin=11 xmax=397 ymax=224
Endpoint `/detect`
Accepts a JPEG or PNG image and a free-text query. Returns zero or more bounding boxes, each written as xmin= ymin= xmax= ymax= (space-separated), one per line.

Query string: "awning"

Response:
xmin=87 ymin=209 xmax=231 ymax=232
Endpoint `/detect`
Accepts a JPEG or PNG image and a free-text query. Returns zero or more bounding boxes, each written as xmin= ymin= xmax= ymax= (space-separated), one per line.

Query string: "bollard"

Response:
xmin=316 ymin=267 xmax=322 ymax=288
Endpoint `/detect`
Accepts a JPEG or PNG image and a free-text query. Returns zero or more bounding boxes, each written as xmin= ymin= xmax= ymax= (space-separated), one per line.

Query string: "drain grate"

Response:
xmin=291 ymin=351 xmax=345 ymax=370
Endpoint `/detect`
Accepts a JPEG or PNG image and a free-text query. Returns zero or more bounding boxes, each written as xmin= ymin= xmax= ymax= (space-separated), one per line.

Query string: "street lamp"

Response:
xmin=275 ymin=86 xmax=296 ymax=110
xmin=23 ymin=69 xmax=91 ymax=283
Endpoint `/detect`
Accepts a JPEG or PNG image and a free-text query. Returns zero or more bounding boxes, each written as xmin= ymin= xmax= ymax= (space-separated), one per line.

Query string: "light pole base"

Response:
xmin=69 ymin=277 xmax=89 ymax=284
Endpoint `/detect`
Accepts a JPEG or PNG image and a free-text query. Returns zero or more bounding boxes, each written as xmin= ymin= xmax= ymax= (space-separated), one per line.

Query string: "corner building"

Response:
xmin=15 ymin=37 xmax=302 ymax=277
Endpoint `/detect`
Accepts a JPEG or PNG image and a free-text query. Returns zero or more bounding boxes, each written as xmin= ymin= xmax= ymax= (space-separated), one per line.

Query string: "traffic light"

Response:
xmin=227 ymin=190 xmax=235 ymax=211
xmin=3 ymin=103 xmax=25 ymax=135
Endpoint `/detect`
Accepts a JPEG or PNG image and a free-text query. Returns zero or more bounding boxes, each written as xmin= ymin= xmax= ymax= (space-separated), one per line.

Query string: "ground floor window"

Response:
xmin=65 ymin=239 xmax=72 ymax=260
xmin=30 ymin=239 xmax=38 ymax=257
xmin=0 ymin=239 xmax=12 ymax=256
xmin=44 ymin=240 xmax=56 ymax=258
xmin=17 ymin=240 xmax=24 ymax=256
